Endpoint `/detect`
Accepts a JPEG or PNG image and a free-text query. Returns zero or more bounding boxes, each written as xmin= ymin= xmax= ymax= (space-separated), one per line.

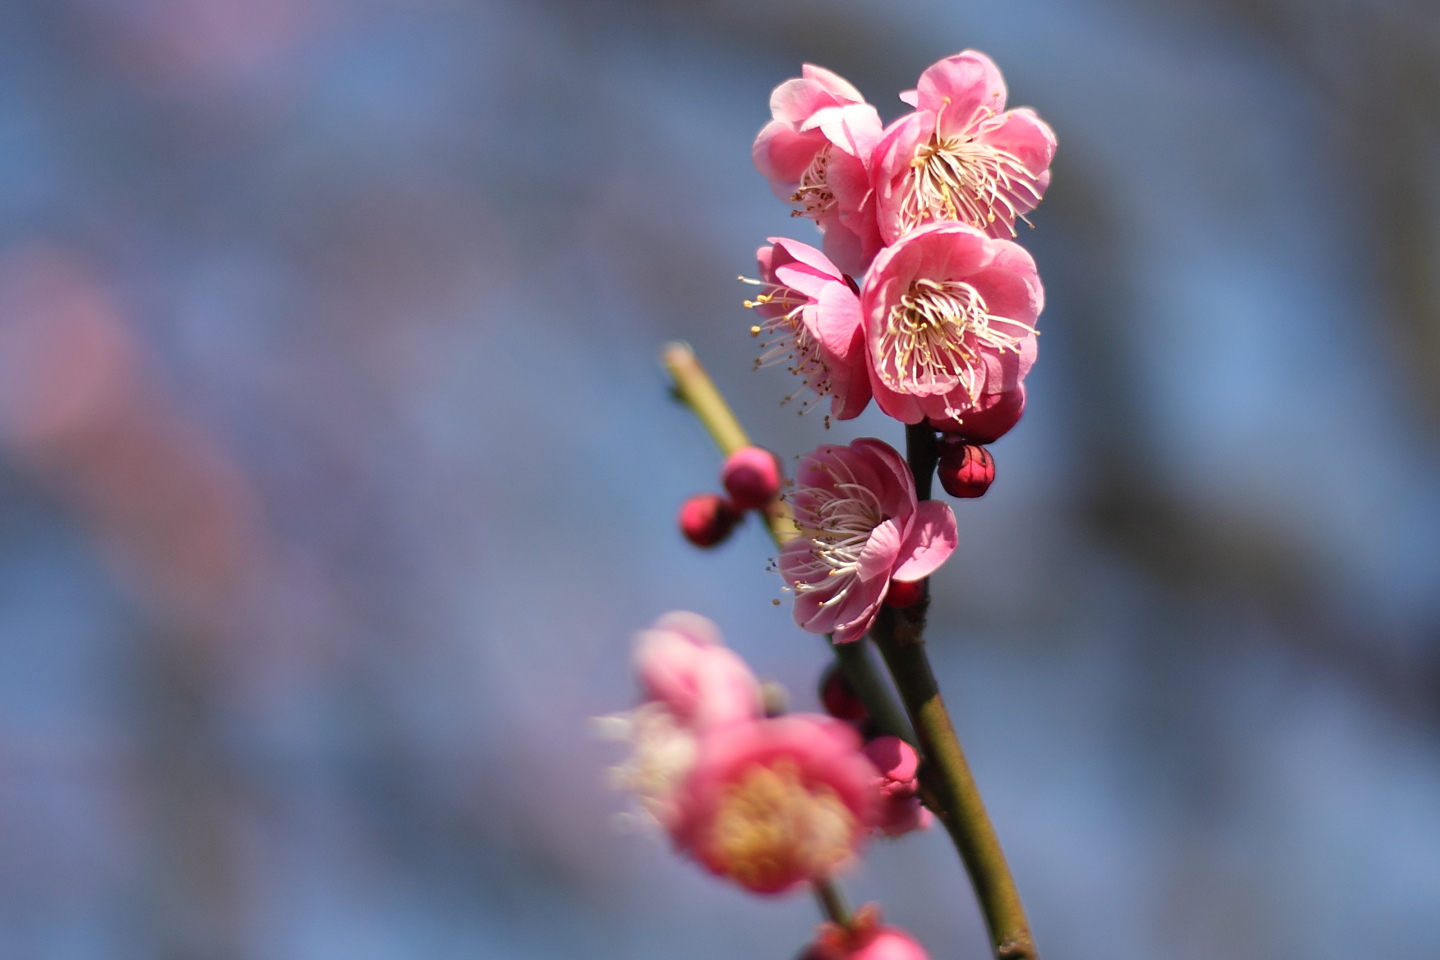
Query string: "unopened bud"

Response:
xmin=721 ymin=445 xmax=782 ymax=510
xmin=883 ymin=578 xmax=925 ymax=609
xmin=819 ymin=664 xmax=868 ymax=724
xmin=679 ymin=493 xmax=742 ymax=547
xmin=936 ymin=442 xmax=994 ymax=499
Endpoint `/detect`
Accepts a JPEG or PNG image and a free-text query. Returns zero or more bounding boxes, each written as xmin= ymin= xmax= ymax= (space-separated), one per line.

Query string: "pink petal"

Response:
xmin=801 ymin=63 xmax=866 ymax=104
xmin=753 ymin=123 xmax=826 ymax=191
xmin=769 ymin=77 xmax=841 ymax=125
xmin=981 ymin=108 xmax=1056 ymax=179
xmin=890 ymin=500 xmax=958 ymax=581
xmin=813 ymin=281 xmax=863 ymax=358
xmin=812 ymin=103 xmax=883 ymax=160
xmin=916 ymin=51 xmax=1007 ymax=136
xmin=770 ymin=236 xmax=843 ymax=284
xmin=856 ymin=517 xmax=904 ymax=581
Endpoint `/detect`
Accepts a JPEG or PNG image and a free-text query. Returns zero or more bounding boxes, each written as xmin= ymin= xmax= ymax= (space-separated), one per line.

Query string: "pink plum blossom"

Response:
xmin=753 ymin=65 xmax=885 ymax=275
xmin=745 ymin=238 xmax=870 ymax=420
xmin=671 ymin=714 xmax=880 ymax=894
xmin=780 ymin=438 xmax=957 ymax=643
xmin=862 ymin=222 xmax=1042 ymax=426
xmin=601 ymin=612 xmax=763 ymax=829
xmin=873 ymin=50 xmax=1056 ymax=243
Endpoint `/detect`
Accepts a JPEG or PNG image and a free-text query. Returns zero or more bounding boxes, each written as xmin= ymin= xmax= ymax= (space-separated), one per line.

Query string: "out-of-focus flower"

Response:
xmin=800 ymin=905 xmax=933 ymax=960
xmin=863 ymin=223 xmax=1042 ymax=427
xmin=753 ymin=66 xmax=885 ymax=276
xmin=780 ymin=439 xmax=957 ymax=643
xmin=746 ymin=238 xmax=871 ymax=420
xmin=679 ymin=492 xmax=743 ymax=547
xmin=601 ymin=613 xmax=762 ymax=828
xmin=722 ymin=446 xmax=783 ymax=510
xmin=936 ymin=440 xmax=996 ymax=499
xmin=633 ymin=611 xmax=763 ymax=731
xmin=873 ymin=50 xmax=1056 ymax=244
xmin=672 ymin=714 xmax=879 ymax=894
xmin=862 ymin=737 xmax=930 ymax=837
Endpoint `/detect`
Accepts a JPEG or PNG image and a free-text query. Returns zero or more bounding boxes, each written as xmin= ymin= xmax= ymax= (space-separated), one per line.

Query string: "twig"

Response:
xmin=867 ymin=423 xmax=1038 ymax=960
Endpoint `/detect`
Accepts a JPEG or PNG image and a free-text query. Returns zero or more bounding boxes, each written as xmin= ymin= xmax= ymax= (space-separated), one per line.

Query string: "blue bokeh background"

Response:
xmin=1 ymin=1 xmax=1438 ymax=958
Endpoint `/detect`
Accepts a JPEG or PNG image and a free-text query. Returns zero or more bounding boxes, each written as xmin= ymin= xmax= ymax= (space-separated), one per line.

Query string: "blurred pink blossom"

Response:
xmin=603 ymin=613 xmax=762 ymax=829
xmin=863 ymin=222 xmax=1042 ymax=426
xmin=672 ymin=714 xmax=879 ymax=894
xmin=873 ymin=50 xmax=1055 ymax=243
xmin=862 ymin=736 xmax=930 ymax=837
xmin=780 ymin=439 xmax=956 ymax=643
xmin=753 ymin=65 xmax=885 ymax=275
xmin=633 ymin=611 xmax=763 ymax=731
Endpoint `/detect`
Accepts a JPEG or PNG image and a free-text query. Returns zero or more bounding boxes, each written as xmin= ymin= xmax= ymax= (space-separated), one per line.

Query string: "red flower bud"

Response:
xmin=936 ymin=442 xmax=995 ymax=499
xmin=721 ymin=445 xmax=782 ymax=510
xmin=883 ymin=578 xmax=925 ymax=609
xmin=818 ymin=664 xmax=868 ymax=724
xmin=678 ymin=493 xmax=742 ymax=547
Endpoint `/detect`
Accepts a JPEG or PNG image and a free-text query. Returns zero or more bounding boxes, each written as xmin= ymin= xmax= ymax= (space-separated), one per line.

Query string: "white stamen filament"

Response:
xmin=900 ymin=102 xmax=1042 ymax=237
xmin=741 ymin=277 xmax=832 ymax=407
xmin=875 ymin=278 xmax=1035 ymax=419
xmin=789 ymin=459 xmax=886 ymax=609
xmin=789 ymin=144 xmax=837 ymax=220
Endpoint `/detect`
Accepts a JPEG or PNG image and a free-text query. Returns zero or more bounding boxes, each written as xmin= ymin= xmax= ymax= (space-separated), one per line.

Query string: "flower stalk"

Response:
xmin=866 ymin=423 xmax=1037 ymax=960
xmin=662 ymin=342 xmax=915 ymax=747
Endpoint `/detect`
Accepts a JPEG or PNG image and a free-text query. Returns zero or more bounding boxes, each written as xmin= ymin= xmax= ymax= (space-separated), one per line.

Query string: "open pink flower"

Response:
xmin=602 ymin=612 xmax=763 ymax=829
xmin=746 ymin=238 xmax=870 ymax=420
xmin=672 ymin=714 xmax=880 ymax=894
xmin=863 ymin=222 xmax=1042 ymax=425
xmin=753 ymin=65 xmax=885 ymax=276
xmin=780 ymin=438 xmax=957 ymax=643
xmin=873 ymin=50 xmax=1056 ymax=243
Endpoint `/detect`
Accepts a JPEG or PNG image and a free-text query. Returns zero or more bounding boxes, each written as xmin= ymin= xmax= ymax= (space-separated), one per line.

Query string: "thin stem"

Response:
xmin=811 ymin=877 xmax=853 ymax=928
xmin=662 ymin=342 xmax=913 ymax=744
xmin=662 ymin=341 xmax=793 ymax=544
xmin=867 ymin=424 xmax=1038 ymax=960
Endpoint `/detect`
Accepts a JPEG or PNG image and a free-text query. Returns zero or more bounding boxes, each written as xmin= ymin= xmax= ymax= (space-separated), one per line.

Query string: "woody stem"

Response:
xmin=867 ymin=422 xmax=1038 ymax=960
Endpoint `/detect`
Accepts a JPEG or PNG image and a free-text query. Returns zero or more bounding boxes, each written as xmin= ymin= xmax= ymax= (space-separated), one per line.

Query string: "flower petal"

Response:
xmin=890 ymin=500 xmax=958 ymax=581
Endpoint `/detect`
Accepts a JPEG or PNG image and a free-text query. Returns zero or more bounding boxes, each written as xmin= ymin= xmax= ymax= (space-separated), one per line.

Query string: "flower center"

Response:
xmin=787 ymin=461 xmax=885 ymax=605
xmin=899 ymin=105 xmax=1042 ymax=237
xmin=708 ymin=758 xmax=857 ymax=890
xmin=742 ymin=279 xmax=832 ymax=407
xmin=789 ymin=144 xmax=837 ymax=220
xmin=875 ymin=278 xmax=1033 ymax=416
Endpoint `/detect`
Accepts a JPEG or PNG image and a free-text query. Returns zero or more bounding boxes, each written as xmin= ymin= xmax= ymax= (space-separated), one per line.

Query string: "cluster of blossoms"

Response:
xmin=751 ymin=51 xmax=1054 ymax=642
xmin=621 ymin=50 xmax=1055 ymax=960
xmin=602 ymin=613 xmax=927 ymax=893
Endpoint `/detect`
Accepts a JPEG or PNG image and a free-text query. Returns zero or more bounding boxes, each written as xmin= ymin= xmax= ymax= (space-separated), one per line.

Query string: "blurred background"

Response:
xmin=1 ymin=0 xmax=1438 ymax=958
